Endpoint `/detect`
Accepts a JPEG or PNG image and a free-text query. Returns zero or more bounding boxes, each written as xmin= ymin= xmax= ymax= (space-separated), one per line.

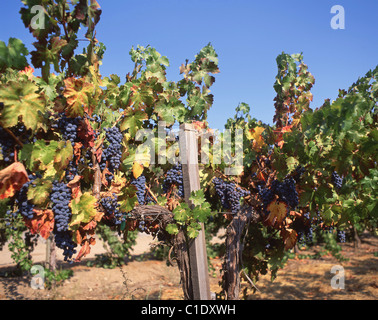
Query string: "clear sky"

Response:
xmin=0 ymin=0 xmax=377 ymax=130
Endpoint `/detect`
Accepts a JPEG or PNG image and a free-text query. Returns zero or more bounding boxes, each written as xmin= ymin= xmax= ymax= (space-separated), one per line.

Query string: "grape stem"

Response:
xmin=91 ymin=146 xmax=102 ymax=200
xmin=145 ymin=184 xmax=158 ymax=204
xmin=0 ymin=124 xmax=24 ymax=147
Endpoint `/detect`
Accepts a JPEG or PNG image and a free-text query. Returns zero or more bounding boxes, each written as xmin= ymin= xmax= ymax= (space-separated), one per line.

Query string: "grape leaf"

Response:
xmin=24 ymin=209 xmax=54 ymax=240
xmin=27 ymin=178 xmax=52 ymax=206
xmin=0 ymin=38 xmax=29 ymax=72
xmin=166 ymin=223 xmax=179 ymax=235
xmin=154 ymin=98 xmax=186 ymax=126
xmin=132 ymin=161 xmax=144 ymax=179
xmin=69 ymin=192 xmax=99 ymax=228
xmin=247 ymin=126 xmax=266 ymax=151
xmin=189 ymin=189 xmax=206 ymax=207
xmin=53 ymin=140 xmax=74 ymax=172
xmin=266 ymin=201 xmax=288 ymax=226
xmin=118 ymin=185 xmax=138 ymax=213
xmin=63 ymin=77 xmax=95 ymax=117
xmin=280 ymin=228 xmax=297 ymax=250
xmin=0 ymin=162 xmax=29 ymax=199
xmin=0 ymin=80 xmax=46 ymax=132
xmin=120 ymin=108 xmax=148 ymax=136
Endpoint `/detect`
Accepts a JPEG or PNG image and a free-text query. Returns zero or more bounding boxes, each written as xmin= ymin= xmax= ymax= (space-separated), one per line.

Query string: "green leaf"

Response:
xmin=187 ymin=225 xmax=199 ymax=239
xmin=19 ymin=140 xmax=60 ymax=172
xmin=189 ymin=189 xmax=206 ymax=207
xmin=172 ymin=203 xmax=189 ymax=223
xmin=165 ymin=223 xmax=179 ymax=235
xmin=69 ymin=192 xmax=98 ymax=228
xmin=0 ymin=38 xmax=29 ymax=72
xmin=27 ymin=178 xmax=52 ymax=206
xmin=120 ymin=109 xmax=148 ymax=136
xmin=154 ymin=98 xmax=186 ymax=126
xmin=0 ymin=80 xmax=46 ymax=132
xmin=286 ymin=157 xmax=299 ymax=172
xmin=118 ymin=185 xmax=138 ymax=212
xmin=54 ymin=140 xmax=74 ymax=172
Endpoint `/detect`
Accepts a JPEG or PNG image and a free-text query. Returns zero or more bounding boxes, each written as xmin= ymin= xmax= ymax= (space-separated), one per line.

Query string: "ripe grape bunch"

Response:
xmin=331 ymin=171 xmax=343 ymax=190
xmin=65 ymin=160 xmax=79 ymax=182
xmin=163 ymin=164 xmax=184 ymax=198
xmin=51 ymin=181 xmax=72 ymax=232
xmin=212 ymin=177 xmax=250 ymax=213
xmin=51 ymin=181 xmax=77 ymax=261
xmin=15 ymin=174 xmax=39 ymax=219
xmin=292 ymin=212 xmax=314 ymax=246
xmin=0 ymin=127 xmax=15 ymax=164
xmin=100 ymin=195 xmax=123 ymax=225
xmin=103 ymin=127 xmax=123 ymax=172
xmin=54 ymin=114 xmax=82 ymax=145
xmin=54 ymin=231 xmax=77 ymax=262
xmin=337 ymin=230 xmax=346 ymax=243
xmin=131 ymin=175 xmax=146 ymax=205
xmin=257 ymin=177 xmax=299 ymax=213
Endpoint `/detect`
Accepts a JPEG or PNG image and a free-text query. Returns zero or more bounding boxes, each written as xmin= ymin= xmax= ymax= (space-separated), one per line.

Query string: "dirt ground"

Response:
xmin=0 ymin=232 xmax=377 ymax=300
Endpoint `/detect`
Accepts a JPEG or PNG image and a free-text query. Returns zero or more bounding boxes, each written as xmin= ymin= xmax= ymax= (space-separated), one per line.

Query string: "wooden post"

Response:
xmin=179 ymin=123 xmax=211 ymax=300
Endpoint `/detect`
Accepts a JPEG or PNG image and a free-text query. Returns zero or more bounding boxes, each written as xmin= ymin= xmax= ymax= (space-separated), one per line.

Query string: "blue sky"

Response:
xmin=1 ymin=0 xmax=377 ymax=130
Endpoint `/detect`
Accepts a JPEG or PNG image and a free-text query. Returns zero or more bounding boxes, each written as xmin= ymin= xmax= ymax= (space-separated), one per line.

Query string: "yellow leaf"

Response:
xmin=247 ymin=126 xmax=266 ymax=151
xmin=132 ymin=161 xmax=144 ymax=179
xmin=265 ymin=201 xmax=288 ymax=226
xmin=249 ymin=126 xmax=265 ymax=140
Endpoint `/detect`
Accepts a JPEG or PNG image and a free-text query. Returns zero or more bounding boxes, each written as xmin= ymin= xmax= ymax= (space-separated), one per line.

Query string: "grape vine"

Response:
xmin=0 ymin=0 xmax=376 ymax=301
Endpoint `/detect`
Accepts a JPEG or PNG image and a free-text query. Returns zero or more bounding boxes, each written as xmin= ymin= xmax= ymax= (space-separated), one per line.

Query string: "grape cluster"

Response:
xmin=4 ymin=209 xmax=19 ymax=231
xmin=138 ymin=220 xmax=147 ymax=232
xmin=212 ymin=177 xmax=250 ymax=213
xmin=0 ymin=127 xmax=15 ymax=164
xmin=54 ymin=231 xmax=77 ymax=262
xmin=273 ymin=178 xmax=298 ymax=209
xmin=331 ymin=171 xmax=343 ymax=190
xmin=257 ymin=185 xmax=275 ymax=211
xmin=337 ymin=230 xmax=346 ymax=243
xmin=258 ymin=178 xmax=298 ymax=213
xmin=15 ymin=174 xmax=39 ymax=219
xmin=292 ymin=213 xmax=314 ymax=246
xmin=131 ymin=175 xmax=146 ymax=205
xmin=54 ymin=115 xmax=82 ymax=145
xmin=0 ymin=124 xmax=35 ymax=164
xmin=163 ymin=164 xmax=184 ymax=198
xmin=103 ymin=127 xmax=123 ymax=171
xmin=100 ymin=195 xmax=123 ymax=225
xmin=51 ymin=181 xmax=72 ymax=232
xmin=50 ymin=181 xmax=77 ymax=262
xmin=292 ymin=165 xmax=305 ymax=183
xmin=65 ymin=160 xmax=79 ymax=182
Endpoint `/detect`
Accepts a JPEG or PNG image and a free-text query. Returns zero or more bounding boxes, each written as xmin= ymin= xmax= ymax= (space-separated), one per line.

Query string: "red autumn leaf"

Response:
xmin=75 ymin=237 xmax=96 ymax=262
xmin=274 ymin=124 xmax=293 ymax=149
xmin=63 ymin=77 xmax=95 ymax=117
xmin=73 ymin=142 xmax=83 ymax=165
xmin=74 ymin=229 xmax=83 ymax=245
xmin=67 ymin=175 xmax=82 ymax=199
xmin=281 ymin=125 xmax=293 ymax=133
xmin=77 ymin=118 xmax=95 ymax=149
xmin=0 ymin=162 xmax=29 ymax=199
xmin=82 ymin=219 xmax=99 ymax=231
xmin=24 ymin=209 xmax=54 ymax=239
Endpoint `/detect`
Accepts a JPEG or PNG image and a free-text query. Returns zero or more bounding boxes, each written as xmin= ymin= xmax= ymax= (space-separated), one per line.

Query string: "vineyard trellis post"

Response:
xmin=178 ymin=123 xmax=211 ymax=300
